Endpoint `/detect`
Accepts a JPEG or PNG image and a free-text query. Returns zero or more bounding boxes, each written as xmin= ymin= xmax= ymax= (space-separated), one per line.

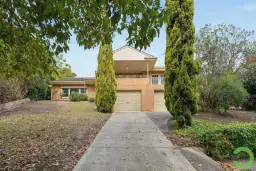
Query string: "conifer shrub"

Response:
xmin=165 ymin=0 xmax=200 ymax=127
xmin=95 ymin=43 xmax=116 ymax=113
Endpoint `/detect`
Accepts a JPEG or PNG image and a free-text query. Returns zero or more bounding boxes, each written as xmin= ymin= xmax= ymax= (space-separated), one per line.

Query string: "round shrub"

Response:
xmin=70 ymin=92 xmax=80 ymax=102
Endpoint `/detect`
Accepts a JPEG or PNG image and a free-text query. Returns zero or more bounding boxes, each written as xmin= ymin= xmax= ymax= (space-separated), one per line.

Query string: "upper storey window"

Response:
xmin=152 ymin=75 xmax=164 ymax=85
xmin=152 ymin=75 xmax=159 ymax=85
xmin=161 ymin=75 xmax=164 ymax=84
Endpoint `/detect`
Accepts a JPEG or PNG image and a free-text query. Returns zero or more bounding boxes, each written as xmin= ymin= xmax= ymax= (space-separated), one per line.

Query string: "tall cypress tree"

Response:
xmin=95 ymin=43 xmax=117 ymax=113
xmin=165 ymin=0 xmax=200 ymax=127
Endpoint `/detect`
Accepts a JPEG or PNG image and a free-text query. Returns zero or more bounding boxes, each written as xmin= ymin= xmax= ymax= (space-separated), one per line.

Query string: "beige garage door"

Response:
xmin=114 ymin=91 xmax=141 ymax=112
xmin=154 ymin=92 xmax=168 ymax=112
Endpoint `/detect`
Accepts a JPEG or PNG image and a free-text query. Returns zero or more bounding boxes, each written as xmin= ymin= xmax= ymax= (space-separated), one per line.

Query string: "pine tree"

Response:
xmin=95 ymin=43 xmax=117 ymax=113
xmin=164 ymin=0 xmax=200 ymax=127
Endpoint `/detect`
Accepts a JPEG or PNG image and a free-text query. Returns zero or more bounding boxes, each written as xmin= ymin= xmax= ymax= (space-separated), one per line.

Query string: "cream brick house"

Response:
xmin=50 ymin=46 xmax=167 ymax=112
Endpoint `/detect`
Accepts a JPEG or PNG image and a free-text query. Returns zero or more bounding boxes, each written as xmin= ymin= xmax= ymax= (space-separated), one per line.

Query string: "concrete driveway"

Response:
xmin=73 ymin=112 xmax=195 ymax=171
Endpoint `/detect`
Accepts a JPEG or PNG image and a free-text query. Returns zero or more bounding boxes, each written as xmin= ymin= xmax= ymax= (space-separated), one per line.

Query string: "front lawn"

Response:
xmin=0 ymin=101 xmax=110 ymax=170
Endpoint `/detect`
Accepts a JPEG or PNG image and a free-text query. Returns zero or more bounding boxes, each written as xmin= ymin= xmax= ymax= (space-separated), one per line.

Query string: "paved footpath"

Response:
xmin=73 ymin=112 xmax=195 ymax=171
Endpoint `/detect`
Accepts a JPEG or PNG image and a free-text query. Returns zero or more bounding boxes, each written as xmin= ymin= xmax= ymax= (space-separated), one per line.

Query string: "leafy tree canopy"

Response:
xmin=1 ymin=0 xmax=164 ymax=79
xmin=50 ymin=54 xmax=77 ymax=80
xmin=195 ymin=24 xmax=256 ymax=76
xmin=56 ymin=66 xmax=76 ymax=79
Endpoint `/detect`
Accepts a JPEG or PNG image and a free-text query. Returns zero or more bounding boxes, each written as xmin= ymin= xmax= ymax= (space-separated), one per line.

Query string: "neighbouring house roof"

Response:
xmin=53 ymin=77 xmax=95 ymax=82
xmin=152 ymin=66 xmax=165 ymax=71
xmin=50 ymin=77 xmax=95 ymax=85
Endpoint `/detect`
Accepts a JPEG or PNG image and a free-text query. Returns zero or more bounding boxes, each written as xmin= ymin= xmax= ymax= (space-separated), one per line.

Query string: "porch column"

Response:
xmin=147 ymin=62 xmax=149 ymax=82
xmin=147 ymin=62 xmax=150 ymax=111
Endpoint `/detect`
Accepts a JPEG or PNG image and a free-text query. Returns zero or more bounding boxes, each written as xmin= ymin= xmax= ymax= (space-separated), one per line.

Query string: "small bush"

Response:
xmin=88 ymin=97 xmax=95 ymax=103
xmin=175 ymin=120 xmax=256 ymax=159
xmin=70 ymin=92 xmax=80 ymax=102
xmin=79 ymin=94 xmax=88 ymax=101
xmin=198 ymin=72 xmax=248 ymax=113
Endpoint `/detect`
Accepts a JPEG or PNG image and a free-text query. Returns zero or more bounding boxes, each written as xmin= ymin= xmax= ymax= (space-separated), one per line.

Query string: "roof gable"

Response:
xmin=113 ymin=46 xmax=156 ymax=61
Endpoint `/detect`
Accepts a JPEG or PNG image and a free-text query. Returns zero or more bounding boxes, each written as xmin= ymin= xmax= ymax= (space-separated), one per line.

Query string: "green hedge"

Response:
xmin=69 ymin=92 xmax=88 ymax=102
xmin=175 ymin=120 xmax=256 ymax=159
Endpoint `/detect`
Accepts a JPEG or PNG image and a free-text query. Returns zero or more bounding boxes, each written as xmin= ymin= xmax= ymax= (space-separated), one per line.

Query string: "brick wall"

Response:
xmin=116 ymin=78 xmax=164 ymax=112
xmin=51 ymin=71 xmax=165 ymax=111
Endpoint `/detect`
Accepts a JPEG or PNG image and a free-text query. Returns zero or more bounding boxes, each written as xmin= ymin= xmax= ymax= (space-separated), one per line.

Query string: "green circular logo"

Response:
xmin=233 ymin=147 xmax=254 ymax=169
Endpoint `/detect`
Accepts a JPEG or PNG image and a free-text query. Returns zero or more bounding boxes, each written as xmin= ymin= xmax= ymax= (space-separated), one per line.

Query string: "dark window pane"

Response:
xmin=80 ymin=88 xmax=87 ymax=94
xmin=70 ymin=88 xmax=79 ymax=94
xmin=62 ymin=88 xmax=69 ymax=97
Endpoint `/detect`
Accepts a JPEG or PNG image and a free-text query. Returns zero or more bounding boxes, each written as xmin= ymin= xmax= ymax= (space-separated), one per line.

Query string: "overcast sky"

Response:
xmin=64 ymin=0 xmax=256 ymax=77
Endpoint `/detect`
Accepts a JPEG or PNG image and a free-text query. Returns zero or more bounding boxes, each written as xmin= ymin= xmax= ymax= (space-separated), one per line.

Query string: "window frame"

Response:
xmin=61 ymin=88 xmax=70 ymax=98
xmin=61 ymin=87 xmax=88 ymax=98
xmin=151 ymin=75 xmax=159 ymax=85
xmin=160 ymin=75 xmax=164 ymax=85
xmin=151 ymin=74 xmax=164 ymax=85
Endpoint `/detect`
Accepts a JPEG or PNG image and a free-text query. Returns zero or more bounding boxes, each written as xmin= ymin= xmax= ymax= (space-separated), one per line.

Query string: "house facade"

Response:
xmin=50 ymin=46 xmax=167 ymax=112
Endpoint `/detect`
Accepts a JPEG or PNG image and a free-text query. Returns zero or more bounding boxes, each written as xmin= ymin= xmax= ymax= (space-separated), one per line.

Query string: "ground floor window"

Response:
xmin=62 ymin=88 xmax=69 ymax=97
xmin=61 ymin=87 xmax=87 ymax=98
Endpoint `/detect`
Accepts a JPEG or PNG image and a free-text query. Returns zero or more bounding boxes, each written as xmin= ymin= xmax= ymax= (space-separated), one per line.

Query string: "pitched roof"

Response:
xmin=113 ymin=45 xmax=157 ymax=59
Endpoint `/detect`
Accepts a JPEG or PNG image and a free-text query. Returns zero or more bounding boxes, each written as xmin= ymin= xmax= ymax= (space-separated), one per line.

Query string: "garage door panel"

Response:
xmin=114 ymin=91 xmax=141 ymax=112
xmin=154 ymin=92 xmax=168 ymax=112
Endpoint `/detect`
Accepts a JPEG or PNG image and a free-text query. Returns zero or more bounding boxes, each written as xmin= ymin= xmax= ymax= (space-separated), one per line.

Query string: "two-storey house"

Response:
xmin=50 ymin=46 xmax=167 ymax=112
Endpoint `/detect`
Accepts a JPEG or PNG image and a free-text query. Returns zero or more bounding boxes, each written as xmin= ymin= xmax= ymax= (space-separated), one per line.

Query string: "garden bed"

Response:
xmin=168 ymin=112 xmax=256 ymax=171
xmin=147 ymin=111 xmax=256 ymax=171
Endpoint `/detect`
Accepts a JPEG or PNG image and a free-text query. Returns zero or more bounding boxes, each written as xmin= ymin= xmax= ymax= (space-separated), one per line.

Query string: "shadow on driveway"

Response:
xmin=146 ymin=112 xmax=172 ymax=133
